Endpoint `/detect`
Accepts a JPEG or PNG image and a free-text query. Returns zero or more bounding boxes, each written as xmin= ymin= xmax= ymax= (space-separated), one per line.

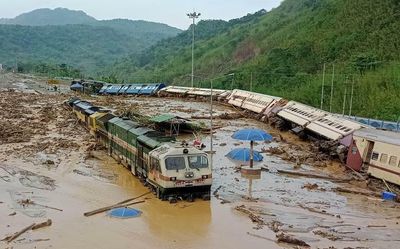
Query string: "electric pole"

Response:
xmin=320 ymin=63 xmax=326 ymax=109
xmin=329 ymin=64 xmax=335 ymax=113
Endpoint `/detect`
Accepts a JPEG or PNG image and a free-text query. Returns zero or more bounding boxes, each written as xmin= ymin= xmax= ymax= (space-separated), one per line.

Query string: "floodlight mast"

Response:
xmin=187 ymin=11 xmax=201 ymax=88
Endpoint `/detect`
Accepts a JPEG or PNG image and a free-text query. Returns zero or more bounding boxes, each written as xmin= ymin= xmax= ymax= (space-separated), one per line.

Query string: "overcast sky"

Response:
xmin=0 ymin=0 xmax=283 ymax=29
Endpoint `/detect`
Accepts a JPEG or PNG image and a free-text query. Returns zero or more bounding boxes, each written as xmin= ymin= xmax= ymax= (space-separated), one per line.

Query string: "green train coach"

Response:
xmin=66 ymin=98 xmax=212 ymax=202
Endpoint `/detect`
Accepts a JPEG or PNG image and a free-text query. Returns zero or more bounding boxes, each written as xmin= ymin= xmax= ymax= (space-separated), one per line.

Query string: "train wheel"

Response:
xmin=202 ymin=193 xmax=211 ymax=201
xmin=168 ymin=197 xmax=177 ymax=204
xmin=156 ymin=187 xmax=161 ymax=199
xmin=187 ymin=194 xmax=194 ymax=202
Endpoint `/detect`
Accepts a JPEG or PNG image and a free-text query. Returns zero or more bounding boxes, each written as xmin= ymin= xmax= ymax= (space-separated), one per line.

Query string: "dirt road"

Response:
xmin=1 ymin=73 xmax=400 ymax=249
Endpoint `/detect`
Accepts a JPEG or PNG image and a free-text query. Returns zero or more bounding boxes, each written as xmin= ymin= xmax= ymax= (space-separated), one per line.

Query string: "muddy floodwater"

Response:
xmin=1 ymin=73 xmax=400 ymax=249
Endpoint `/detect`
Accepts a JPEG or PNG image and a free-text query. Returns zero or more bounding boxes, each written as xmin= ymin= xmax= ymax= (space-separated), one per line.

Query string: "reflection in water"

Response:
xmin=241 ymin=172 xmax=261 ymax=199
xmin=145 ymin=199 xmax=212 ymax=243
xmin=98 ymin=151 xmax=212 ymax=244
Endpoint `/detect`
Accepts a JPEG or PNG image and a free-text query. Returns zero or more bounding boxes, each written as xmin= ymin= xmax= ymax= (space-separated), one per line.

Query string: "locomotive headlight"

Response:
xmin=170 ymin=177 xmax=177 ymax=181
xmin=202 ymin=175 xmax=208 ymax=179
xmin=183 ymin=149 xmax=189 ymax=154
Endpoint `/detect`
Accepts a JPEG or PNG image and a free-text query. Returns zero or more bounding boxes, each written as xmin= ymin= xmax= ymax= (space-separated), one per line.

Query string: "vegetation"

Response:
xmin=14 ymin=62 xmax=83 ymax=79
xmin=0 ymin=8 xmax=96 ymax=26
xmin=0 ymin=8 xmax=181 ymax=74
xmin=108 ymin=0 xmax=400 ymax=121
xmin=1 ymin=2 xmax=399 ymax=120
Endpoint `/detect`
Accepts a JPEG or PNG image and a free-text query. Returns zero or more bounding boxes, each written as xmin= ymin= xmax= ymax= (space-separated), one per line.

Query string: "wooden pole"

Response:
xmin=84 ymin=191 xmax=151 ymax=217
xmin=32 ymin=219 xmax=52 ymax=230
xmin=84 ymin=200 xmax=144 ymax=217
xmin=4 ymin=223 xmax=36 ymax=243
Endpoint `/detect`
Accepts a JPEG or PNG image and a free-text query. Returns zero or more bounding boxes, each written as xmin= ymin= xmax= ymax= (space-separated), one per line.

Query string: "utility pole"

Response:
xmin=187 ymin=11 xmax=201 ymax=88
xmin=210 ymin=78 xmax=214 ymax=171
xmin=320 ymin=63 xmax=326 ymax=109
xmin=250 ymin=72 xmax=253 ymax=92
xmin=14 ymin=57 xmax=18 ymax=73
xmin=349 ymin=77 xmax=355 ymax=116
xmin=342 ymin=78 xmax=348 ymax=116
xmin=329 ymin=64 xmax=335 ymax=113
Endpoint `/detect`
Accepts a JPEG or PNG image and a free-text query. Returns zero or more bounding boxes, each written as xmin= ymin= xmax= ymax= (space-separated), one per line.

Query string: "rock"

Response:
xmin=44 ymin=159 xmax=55 ymax=165
xmin=302 ymin=183 xmax=319 ymax=190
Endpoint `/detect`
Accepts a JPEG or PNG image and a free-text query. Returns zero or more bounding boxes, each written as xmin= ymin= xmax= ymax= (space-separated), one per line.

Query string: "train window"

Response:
xmin=380 ymin=154 xmax=388 ymax=164
xmin=165 ymin=157 xmax=186 ymax=170
xmin=371 ymin=152 xmax=379 ymax=161
xmin=188 ymin=155 xmax=209 ymax=169
xmin=389 ymin=156 xmax=397 ymax=167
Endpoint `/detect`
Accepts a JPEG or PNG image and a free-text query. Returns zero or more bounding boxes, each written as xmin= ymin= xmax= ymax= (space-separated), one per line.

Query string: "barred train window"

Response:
xmin=371 ymin=152 xmax=379 ymax=161
xmin=380 ymin=154 xmax=388 ymax=164
xmin=389 ymin=156 xmax=397 ymax=167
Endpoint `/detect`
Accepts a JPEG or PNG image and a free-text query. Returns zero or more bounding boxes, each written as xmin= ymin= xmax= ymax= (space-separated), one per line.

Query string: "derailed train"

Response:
xmin=160 ymin=87 xmax=400 ymax=186
xmin=66 ymin=98 xmax=212 ymax=202
xmin=70 ymin=82 xmax=400 ymax=185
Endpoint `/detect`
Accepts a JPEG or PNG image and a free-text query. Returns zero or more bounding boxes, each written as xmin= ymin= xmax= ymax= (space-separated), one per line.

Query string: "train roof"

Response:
xmin=138 ymin=135 xmax=162 ymax=148
xmin=74 ymin=101 xmax=93 ymax=111
xmin=96 ymin=113 xmax=116 ymax=123
xmin=277 ymin=101 xmax=328 ymax=126
xmin=229 ymin=89 xmax=281 ymax=99
xmin=150 ymin=143 xmax=207 ymax=159
xmin=354 ymin=128 xmax=400 ymax=146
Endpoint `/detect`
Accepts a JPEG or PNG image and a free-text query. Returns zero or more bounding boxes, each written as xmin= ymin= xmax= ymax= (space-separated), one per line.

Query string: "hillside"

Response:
xmin=0 ymin=8 xmax=96 ymax=26
xmin=0 ymin=8 xmax=181 ymax=73
xmin=108 ymin=0 xmax=400 ymax=121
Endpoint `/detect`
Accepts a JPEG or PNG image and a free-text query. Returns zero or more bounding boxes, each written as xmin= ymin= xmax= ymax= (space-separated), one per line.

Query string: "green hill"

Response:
xmin=0 ymin=8 xmax=96 ymax=26
xmin=0 ymin=8 xmax=181 ymax=73
xmin=108 ymin=0 xmax=400 ymax=120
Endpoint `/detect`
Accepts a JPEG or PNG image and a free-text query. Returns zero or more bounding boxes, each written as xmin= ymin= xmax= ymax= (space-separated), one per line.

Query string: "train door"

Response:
xmin=364 ymin=141 xmax=375 ymax=165
xmin=346 ymin=138 xmax=363 ymax=171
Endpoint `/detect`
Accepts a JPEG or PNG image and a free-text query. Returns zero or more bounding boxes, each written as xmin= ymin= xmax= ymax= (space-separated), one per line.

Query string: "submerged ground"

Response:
xmin=1 ymin=73 xmax=399 ymax=249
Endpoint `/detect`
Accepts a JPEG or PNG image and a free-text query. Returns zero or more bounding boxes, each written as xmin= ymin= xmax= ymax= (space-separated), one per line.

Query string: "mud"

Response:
xmin=1 ymin=72 xmax=400 ymax=249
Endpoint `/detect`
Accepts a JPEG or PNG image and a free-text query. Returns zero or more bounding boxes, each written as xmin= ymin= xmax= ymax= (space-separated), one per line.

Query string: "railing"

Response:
xmin=343 ymin=115 xmax=400 ymax=132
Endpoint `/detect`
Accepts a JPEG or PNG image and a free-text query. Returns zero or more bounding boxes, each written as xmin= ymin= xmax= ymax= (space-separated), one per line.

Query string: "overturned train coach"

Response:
xmin=65 ymin=98 xmax=212 ymax=202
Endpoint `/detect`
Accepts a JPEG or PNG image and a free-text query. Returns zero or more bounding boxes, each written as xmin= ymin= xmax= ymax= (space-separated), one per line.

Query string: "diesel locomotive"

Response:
xmin=66 ymin=98 xmax=212 ymax=202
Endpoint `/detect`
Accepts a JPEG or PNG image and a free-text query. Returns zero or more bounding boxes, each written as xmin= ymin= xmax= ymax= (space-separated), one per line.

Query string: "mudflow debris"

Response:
xmin=1 ymin=73 xmax=400 ymax=249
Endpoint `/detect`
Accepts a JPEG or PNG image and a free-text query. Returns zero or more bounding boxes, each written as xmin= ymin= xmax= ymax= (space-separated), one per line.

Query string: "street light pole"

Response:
xmin=187 ymin=11 xmax=201 ymax=88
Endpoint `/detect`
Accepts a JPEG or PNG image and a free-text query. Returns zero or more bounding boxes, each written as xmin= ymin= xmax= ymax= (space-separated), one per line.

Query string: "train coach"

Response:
xmin=273 ymin=101 xmax=364 ymax=142
xmin=158 ymin=86 xmax=231 ymax=100
xmin=99 ymin=83 xmax=166 ymax=96
xmin=226 ymin=89 xmax=287 ymax=117
xmin=347 ymin=128 xmax=400 ymax=185
xmin=67 ymin=98 xmax=212 ymax=202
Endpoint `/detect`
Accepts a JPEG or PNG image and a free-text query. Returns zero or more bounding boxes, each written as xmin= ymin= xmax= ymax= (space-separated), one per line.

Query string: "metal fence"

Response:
xmin=344 ymin=115 xmax=400 ymax=132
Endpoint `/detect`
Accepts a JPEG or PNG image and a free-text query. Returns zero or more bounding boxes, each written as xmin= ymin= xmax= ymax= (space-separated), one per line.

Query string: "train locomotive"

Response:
xmin=66 ymin=98 xmax=212 ymax=202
